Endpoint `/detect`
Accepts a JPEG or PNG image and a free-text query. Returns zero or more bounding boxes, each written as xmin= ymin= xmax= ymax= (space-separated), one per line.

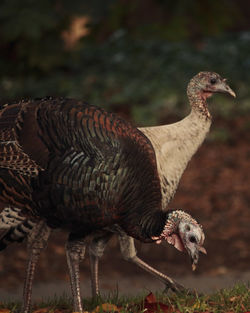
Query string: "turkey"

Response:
xmin=0 ymin=206 xmax=201 ymax=295
xmin=80 ymin=70 xmax=236 ymax=296
xmin=0 ymin=206 xmax=204 ymax=311
xmin=0 ymin=97 xmax=206 ymax=313
xmin=0 ymin=71 xmax=235 ymax=312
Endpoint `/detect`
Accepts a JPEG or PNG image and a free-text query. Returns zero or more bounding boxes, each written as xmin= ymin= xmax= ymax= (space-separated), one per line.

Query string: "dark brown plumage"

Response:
xmin=0 ymin=98 xmax=164 ymax=241
xmin=0 ymin=97 xmax=173 ymax=313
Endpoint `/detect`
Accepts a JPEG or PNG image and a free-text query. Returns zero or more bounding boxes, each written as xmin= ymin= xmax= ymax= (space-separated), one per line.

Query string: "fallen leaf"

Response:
xmin=137 ymin=292 xmax=179 ymax=313
xmin=0 ymin=309 xmax=11 ymax=313
xmin=241 ymin=304 xmax=248 ymax=312
xmin=92 ymin=303 xmax=121 ymax=312
xmin=145 ymin=292 xmax=157 ymax=304
xmin=143 ymin=302 xmax=176 ymax=313
xmin=191 ymin=299 xmax=210 ymax=311
xmin=32 ymin=308 xmax=50 ymax=313
xmin=229 ymin=296 xmax=240 ymax=302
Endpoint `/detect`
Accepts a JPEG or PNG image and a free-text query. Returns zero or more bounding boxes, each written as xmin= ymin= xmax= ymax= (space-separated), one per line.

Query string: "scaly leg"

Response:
xmin=118 ymin=233 xmax=186 ymax=292
xmin=89 ymin=228 xmax=187 ymax=297
xmin=22 ymin=221 xmax=51 ymax=313
xmin=89 ymin=231 xmax=113 ymax=297
xmin=89 ymin=252 xmax=99 ymax=297
xmin=65 ymin=237 xmax=86 ymax=313
xmin=129 ymin=255 xmax=186 ymax=292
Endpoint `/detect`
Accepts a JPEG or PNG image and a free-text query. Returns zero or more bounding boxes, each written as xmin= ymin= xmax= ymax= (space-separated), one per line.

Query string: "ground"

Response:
xmin=0 ymin=116 xmax=249 ymax=298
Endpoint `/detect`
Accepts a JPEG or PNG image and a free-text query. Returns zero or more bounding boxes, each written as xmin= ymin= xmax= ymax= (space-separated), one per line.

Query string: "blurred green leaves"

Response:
xmin=0 ymin=1 xmax=249 ymax=125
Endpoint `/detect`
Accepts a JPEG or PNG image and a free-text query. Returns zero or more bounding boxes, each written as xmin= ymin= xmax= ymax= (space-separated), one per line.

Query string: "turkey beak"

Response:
xmin=216 ymin=80 xmax=236 ymax=98
xmin=190 ymin=250 xmax=199 ymax=271
xmin=198 ymin=246 xmax=207 ymax=255
xmin=190 ymin=245 xmax=207 ymax=271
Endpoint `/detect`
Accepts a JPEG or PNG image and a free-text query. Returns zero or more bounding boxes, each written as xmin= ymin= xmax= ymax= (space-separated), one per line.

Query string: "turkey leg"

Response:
xmin=65 ymin=237 xmax=86 ymax=313
xmin=22 ymin=221 xmax=51 ymax=313
xmin=89 ymin=231 xmax=113 ymax=297
xmin=89 ymin=230 xmax=186 ymax=297
xmin=118 ymin=233 xmax=186 ymax=292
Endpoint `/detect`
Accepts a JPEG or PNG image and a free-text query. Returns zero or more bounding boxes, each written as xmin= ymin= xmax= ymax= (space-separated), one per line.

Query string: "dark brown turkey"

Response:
xmin=0 ymin=71 xmax=235 ymax=312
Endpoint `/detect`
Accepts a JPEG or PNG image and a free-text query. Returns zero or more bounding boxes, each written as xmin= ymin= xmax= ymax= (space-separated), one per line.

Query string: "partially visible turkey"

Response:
xmin=87 ymin=71 xmax=236 ymax=296
xmin=0 ymin=71 xmax=235 ymax=312
xmin=0 ymin=207 xmax=204 ymax=312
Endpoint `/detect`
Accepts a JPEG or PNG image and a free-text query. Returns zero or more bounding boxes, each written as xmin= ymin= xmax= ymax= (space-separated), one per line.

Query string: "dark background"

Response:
xmin=0 ymin=0 xmax=249 ymax=297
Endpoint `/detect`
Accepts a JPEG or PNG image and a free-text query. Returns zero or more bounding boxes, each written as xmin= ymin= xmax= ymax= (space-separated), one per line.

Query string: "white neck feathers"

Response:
xmin=139 ymin=109 xmax=211 ymax=209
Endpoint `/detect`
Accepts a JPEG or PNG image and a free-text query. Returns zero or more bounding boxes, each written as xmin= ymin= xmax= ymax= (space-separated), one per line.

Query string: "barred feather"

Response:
xmin=0 ymin=207 xmax=36 ymax=250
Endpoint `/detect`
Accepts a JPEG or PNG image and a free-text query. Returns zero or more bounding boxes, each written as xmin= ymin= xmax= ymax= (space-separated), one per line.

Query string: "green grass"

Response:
xmin=0 ymin=283 xmax=249 ymax=313
xmin=162 ymin=283 xmax=250 ymax=313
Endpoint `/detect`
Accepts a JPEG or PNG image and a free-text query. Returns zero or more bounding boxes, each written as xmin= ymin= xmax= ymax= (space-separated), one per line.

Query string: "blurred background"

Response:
xmin=0 ymin=0 xmax=249 ymax=300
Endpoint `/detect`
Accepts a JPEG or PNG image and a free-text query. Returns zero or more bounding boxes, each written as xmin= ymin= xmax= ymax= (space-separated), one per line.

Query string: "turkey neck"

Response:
xmin=123 ymin=208 xmax=168 ymax=242
xmin=140 ymin=94 xmax=212 ymax=209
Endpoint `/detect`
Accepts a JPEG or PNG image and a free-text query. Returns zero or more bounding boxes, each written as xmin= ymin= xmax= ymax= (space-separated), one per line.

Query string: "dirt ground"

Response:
xmin=0 ymin=116 xmax=249 ymax=298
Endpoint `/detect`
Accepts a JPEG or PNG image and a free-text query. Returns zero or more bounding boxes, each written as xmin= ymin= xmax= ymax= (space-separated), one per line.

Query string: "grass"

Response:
xmin=0 ymin=283 xmax=249 ymax=313
xmin=162 ymin=283 xmax=249 ymax=313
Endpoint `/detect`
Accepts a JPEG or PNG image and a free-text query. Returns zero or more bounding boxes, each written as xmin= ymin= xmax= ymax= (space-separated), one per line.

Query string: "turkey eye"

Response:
xmin=189 ymin=236 xmax=197 ymax=243
xmin=210 ymin=78 xmax=217 ymax=84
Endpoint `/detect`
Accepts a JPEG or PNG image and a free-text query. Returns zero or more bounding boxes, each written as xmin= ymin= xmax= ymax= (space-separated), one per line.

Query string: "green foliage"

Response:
xmin=98 ymin=0 xmax=239 ymax=41
xmin=0 ymin=1 xmax=249 ymax=125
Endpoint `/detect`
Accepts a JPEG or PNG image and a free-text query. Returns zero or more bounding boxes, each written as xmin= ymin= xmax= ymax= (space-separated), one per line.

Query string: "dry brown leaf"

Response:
xmin=92 ymin=303 xmax=120 ymax=312
xmin=0 ymin=309 xmax=11 ymax=313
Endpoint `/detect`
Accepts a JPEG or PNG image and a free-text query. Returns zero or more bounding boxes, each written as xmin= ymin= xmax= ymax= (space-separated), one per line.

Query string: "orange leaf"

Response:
xmin=92 ymin=303 xmax=121 ymax=312
xmin=145 ymin=292 xmax=157 ymax=304
xmin=0 ymin=309 xmax=11 ymax=313
xmin=32 ymin=308 xmax=50 ymax=313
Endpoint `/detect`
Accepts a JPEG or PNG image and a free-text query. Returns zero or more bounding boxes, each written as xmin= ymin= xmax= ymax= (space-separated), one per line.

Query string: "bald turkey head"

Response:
xmin=188 ymin=71 xmax=236 ymax=100
xmin=152 ymin=210 xmax=206 ymax=271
